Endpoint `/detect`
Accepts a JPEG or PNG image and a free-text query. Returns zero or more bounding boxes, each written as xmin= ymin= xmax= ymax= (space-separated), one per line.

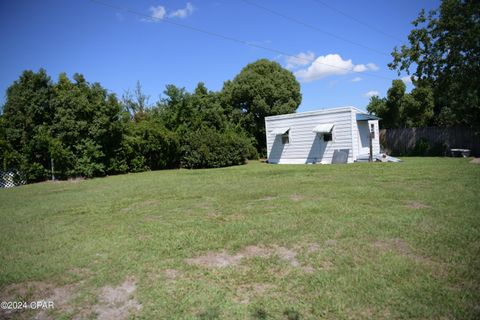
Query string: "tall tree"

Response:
xmin=222 ymin=59 xmax=301 ymax=154
xmin=0 ymin=69 xmax=54 ymax=179
xmin=51 ymin=73 xmax=125 ymax=177
xmin=400 ymin=85 xmax=435 ymax=128
xmin=366 ymin=95 xmax=387 ymax=127
xmin=367 ymin=80 xmax=405 ymax=129
xmin=367 ymin=80 xmax=435 ymax=129
xmin=389 ymin=0 xmax=480 ymax=128
xmin=122 ymin=81 xmax=150 ymax=121
xmin=385 ymin=80 xmax=406 ymax=128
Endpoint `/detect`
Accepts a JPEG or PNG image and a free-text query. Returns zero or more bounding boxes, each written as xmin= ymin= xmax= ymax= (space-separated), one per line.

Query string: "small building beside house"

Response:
xmin=265 ymin=106 xmax=380 ymax=164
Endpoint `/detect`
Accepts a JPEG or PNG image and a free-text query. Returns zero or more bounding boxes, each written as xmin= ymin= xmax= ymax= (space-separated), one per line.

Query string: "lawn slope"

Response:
xmin=1 ymin=158 xmax=479 ymax=319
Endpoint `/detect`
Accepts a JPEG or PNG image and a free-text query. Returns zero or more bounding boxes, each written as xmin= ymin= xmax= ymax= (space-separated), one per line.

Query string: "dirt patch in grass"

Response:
xmin=0 ymin=281 xmax=78 ymax=319
xmin=290 ymin=194 xmax=306 ymax=202
xmin=234 ymin=283 xmax=276 ymax=304
xmin=1 ymin=277 xmax=141 ymax=320
xmin=470 ymin=158 xmax=480 ymax=164
xmin=274 ymin=246 xmax=301 ymax=267
xmin=257 ymin=196 xmax=276 ymax=201
xmin=186 ymin=244 xmax=316 ymax=272
xmin=372 ymin=238 xmax=440 ymax=271
xmin=373 ymin=238 xmax=412 ymax=256
xmin=405 ymin=201 xmax=431 ymax=209
xmin=324 ymin=239 xmax=337 ymax=247
xmin=143 ymin=214 xmax=162 ymax=222
xmin=307 ymin=243 xmax=321 ymax=253
xmin=93 ymin=277 xmax=141 ymax=320
xmin=164 ymin=269 xmax=180 ymax=281
xmin=185 ymin=251 xmax=243 ymax=268
xmin=346 ymin=307 xmax=391 ymax=320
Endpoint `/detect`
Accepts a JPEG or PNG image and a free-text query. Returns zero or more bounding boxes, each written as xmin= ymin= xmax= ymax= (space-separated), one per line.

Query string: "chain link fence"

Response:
xmin=0 ymin=170 xmax=27 ymax=188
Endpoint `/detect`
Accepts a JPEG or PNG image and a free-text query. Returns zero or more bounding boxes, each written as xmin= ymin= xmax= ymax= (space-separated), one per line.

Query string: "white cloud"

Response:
xmin=401 ymin=75 xmax=417 ymax=84
xmin=294 ymin=53 xmax=379 ymax=83
xmin=149 ymin=5 xmax=166 ymax=20
xmin=353 ymin=64 xmax=367 ymax=72
xmin=353 ymin=63 xmax=378 ymax=73
xmin=364 ymin=90 xmax=380 ymax=98
xmin=169 ymin=2 xmax=195 ymax=18
xmin=366 ymin=63 xmax=379 ymax=71
xmin=351 ymin=77 xmax=362 ymax=82
xmin=285 ymin=51 xmax=315 ymax=69
xmin=401 ymin=76 xmax=412 ymax=84
xmin=144 ymin=3 xmax=195 ymax=22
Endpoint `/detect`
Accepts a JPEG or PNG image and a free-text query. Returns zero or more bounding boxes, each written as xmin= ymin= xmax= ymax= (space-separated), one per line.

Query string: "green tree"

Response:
xmin=0 ymin=69 xmax=54 ymax=180
xmin=50 ymin=73 xmax=125 ymax=177
xmin=367 ymin=80 xmax=435 ymax=129
xmin=367 ymin=80 xmax=405 ymax=129
xmin=366 ymin=95 xmax=387 ymax=127
xmin=389 ymin=0 xmax=480 ymax=128
xmin=400 ymin=85 xmax=435 ymax=128
xmin=385 ymin=80 xmax=406 ymax=128
xmin=122 ymin=81 xmax=150 ymax=121
xmin=0 ymin=70 xmax=127 ymax=181
xmin=222 ymin=59 xmax=301 ymax=154
xmin=155 ymin=82 xmax=257 ymax=167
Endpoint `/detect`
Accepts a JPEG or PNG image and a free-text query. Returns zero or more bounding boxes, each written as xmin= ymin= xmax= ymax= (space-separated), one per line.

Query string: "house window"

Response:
xmin=282 ymin=132 xmax=289 ymax=144
xmin=370 ymin=123 xmax=375 ymax=139
xmin=323 ymin=132 xmax=332 ymax=142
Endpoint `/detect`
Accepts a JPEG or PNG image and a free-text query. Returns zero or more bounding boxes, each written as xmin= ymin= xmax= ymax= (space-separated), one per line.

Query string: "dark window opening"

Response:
xmin=282 ymin=133 xmax=289 ymax=144
xmin=370 ymin=123 xmax=375 ymax=139
xmin=323 ymin=133 xmax=332 ymax=142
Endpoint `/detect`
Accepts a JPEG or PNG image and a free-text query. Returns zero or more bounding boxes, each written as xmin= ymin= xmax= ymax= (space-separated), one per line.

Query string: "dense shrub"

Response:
xmin=181 ymin=126 xmax=254 ymax=169
xmin=0 ymin=69 xmax=268 ymax=183
xmin=125 ymin=117 xmax=180 ymax=171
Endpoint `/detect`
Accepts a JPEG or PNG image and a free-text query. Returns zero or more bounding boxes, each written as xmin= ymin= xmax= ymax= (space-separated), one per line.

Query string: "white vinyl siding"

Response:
xmin=266 ymin=107 xmax=354 ymax=164
xmin=266 ymin=107 xmax=381 ymax=164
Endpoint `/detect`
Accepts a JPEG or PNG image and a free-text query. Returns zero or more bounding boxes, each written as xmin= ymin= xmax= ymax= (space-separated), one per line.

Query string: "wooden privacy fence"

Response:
xmin=380 ymin=127 xmax=480 ymax=157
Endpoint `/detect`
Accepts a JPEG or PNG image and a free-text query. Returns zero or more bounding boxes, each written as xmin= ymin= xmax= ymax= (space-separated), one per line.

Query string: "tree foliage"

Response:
xmin=0 ymin=70 xmax=126 ymax=180
xmin=157 ymin=82 xmax=257 ymax=168
xmin=1 ymin=69 xmax=55 ymax=180
xmin=389 ymin=0 xmax=480 ymax=128
xmin=222 ymin=59 xmax=301 ymax=154
xmin=122 ymin=81 xmax=150 ymax=121
xmin=0 ymin=59 xmax=298 ymax=182
xmin=367 ymin=80 xmax=434 ymax=129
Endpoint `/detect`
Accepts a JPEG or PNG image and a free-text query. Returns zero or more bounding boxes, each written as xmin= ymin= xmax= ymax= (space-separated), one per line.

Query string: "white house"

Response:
xmin=265 ymin=107 xmax=380 ymax=164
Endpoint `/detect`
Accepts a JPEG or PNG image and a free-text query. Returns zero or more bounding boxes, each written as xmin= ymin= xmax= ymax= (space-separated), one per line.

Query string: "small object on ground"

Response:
xmin=355 ymin=153 xmax=401 ymax=163
xmin=375 ymin=153 xmax=401 ymax=162
xmin=450 ymin=148 xmax=471 ymax=157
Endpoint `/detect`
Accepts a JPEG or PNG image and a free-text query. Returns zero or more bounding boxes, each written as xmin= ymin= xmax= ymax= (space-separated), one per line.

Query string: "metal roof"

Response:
xmin=313 ymin=123 xmax=334 ymax=133
xmin=271 ymin=127 xmax=290 ymax=135
xmin=356 ymin=113 xmax=381 ymax=121
xmin=265 ymin=106 xmax=362 ymax=121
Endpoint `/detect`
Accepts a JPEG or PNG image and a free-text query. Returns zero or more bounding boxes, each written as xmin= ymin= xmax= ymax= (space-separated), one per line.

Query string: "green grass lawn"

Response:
xmin=1 ymin=158 xmax=479 ymax=319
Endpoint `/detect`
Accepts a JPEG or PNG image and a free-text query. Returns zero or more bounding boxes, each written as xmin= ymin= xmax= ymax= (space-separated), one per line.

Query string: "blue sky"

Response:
xmin=0 ymin=0 xmax=440 ymax=112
